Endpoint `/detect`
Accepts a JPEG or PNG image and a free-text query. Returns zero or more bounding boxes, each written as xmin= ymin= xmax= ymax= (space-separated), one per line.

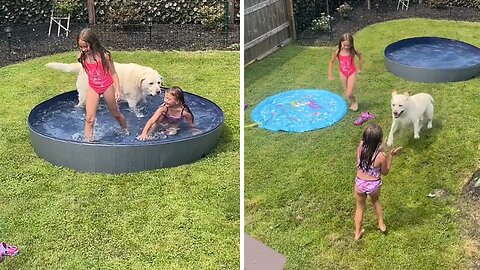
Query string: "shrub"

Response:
xmin=198 ymin=4 xmax=224 ymax=30
xmin=105 ymin=4 xmax=144 ymax=26
xmin=337 ymin=2 xmax=352 ymax=19
xmin=54 ymin=0 xmax=80 ymax=16
xmin=312 ymin=13 xmax=333 ymax=32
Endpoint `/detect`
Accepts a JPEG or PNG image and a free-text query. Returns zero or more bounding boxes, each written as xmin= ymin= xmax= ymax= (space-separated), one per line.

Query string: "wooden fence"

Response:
xmin=244 ymin=0 xmax=296 ymax=65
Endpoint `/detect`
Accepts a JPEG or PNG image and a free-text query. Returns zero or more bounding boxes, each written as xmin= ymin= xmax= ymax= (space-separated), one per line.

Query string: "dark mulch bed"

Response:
xmin=464 ymin=169 xmax=480 ymax=199
xmin=297 ymin=3 xmax=480 ymax=46
xmin=0 ymin=23 xmax=239 ymax=68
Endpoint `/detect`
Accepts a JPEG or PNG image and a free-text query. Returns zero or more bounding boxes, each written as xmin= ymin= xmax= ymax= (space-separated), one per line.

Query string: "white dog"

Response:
xmin=387 ymin=90 xmax=434 ymax=146
xmin=46 ymin=62 xmax=163 ymax=114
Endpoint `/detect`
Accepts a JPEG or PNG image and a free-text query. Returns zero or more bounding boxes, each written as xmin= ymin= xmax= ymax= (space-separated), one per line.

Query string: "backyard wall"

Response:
xmin=244 ymin=0 xmax=296 ymax=65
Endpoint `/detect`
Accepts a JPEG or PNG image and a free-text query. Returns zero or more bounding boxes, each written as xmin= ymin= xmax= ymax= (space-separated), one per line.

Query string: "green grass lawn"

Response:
xmin=245 ymin=18 xmax=480 ymax=269
xmin=0 ymin=50 xmax=239 ymax=269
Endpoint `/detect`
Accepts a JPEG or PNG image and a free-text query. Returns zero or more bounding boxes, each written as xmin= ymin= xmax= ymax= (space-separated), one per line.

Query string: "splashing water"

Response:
xmin=30 ymin=92 xmax=224 ymax=145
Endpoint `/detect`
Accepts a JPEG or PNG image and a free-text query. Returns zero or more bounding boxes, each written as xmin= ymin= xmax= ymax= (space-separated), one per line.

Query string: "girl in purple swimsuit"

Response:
xmin=139 ymin=86 xmax=199 ymax=141
xmin=328 ymin=33 xmax=364 ymax=111
xmin=77 ymin=28 xmax=128 ymax=142
xmin=354 ymin=123 xmax=402 ymax=241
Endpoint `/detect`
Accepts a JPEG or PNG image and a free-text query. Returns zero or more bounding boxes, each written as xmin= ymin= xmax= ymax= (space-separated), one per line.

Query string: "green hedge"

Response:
xmin=424 ymin=0 xmax=480 ymax=8
xmin=0 ymin=0 xmax=240 ymax=25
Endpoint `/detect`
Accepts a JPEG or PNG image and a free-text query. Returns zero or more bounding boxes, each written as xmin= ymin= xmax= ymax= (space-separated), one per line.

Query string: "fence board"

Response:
xmin=244 ymin=0 xmax=295 ymax=64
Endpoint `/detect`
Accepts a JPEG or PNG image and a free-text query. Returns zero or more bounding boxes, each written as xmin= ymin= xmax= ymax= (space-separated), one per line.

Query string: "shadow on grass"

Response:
xmin=245 ymin=45 xmax=309 ymax=89
xmin=402 ymin=117 xmax=444 ymax=151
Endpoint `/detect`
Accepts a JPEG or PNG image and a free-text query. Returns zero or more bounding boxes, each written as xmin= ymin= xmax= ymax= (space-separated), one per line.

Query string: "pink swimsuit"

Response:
xmin=338 ymin=54 xmax=357 ymax=78
xmin=85 ymin=61 xmax=113 ymax=95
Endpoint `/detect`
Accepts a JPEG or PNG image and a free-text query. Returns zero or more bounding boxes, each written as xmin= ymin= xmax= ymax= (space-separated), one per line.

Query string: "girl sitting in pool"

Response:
xmin=138 ymin=86 xmax=200 ymax=141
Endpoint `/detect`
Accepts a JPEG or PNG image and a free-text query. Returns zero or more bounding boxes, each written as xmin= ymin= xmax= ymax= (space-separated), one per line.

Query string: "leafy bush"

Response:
xmin=337 ymin=2 xmax=353 ymax=19
xmin=0 ymin=0 xmax=241 ymax=26
xmin=198 ymin=4 xmax=224 ymax=30
xmin=105 ymin=4 xmax=144 ymax=26
xmin=54 ymin=0 xmax=80 ymax=16
xmin=312 ymin=13 xmax=333 ymax=32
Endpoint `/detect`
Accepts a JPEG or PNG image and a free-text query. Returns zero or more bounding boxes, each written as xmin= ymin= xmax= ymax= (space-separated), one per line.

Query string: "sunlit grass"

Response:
xmin=245 ymin=18 xmax=480 ymax=269
xmin=0 ymin=50 xmax=240 ymax=269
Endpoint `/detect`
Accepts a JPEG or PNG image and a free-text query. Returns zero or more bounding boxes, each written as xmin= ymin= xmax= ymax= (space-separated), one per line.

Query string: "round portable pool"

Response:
xmin=384 ymin=37 xmax=480 ymax=82
xmin=28 ymin=89 xmax=224 ymax=173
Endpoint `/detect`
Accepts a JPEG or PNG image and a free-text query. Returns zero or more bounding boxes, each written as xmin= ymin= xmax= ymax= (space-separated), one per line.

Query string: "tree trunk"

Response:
xmin=87 ymin=0 xmax=95 ymax=25
xmin=228 ymin=0 xmax=235 ymax=26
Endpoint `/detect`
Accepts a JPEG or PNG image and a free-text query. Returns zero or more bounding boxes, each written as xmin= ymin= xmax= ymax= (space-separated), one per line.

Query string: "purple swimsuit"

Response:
xmin=162 ymin=107 xmax=185 ymax=124
xmin=355 ymin=151 xmax=382 ymax=195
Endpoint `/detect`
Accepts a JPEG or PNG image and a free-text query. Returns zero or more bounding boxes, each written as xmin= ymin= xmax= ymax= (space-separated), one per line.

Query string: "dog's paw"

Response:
xmin=427 ymin=122 xmax=433 ymax=129
xmin=414 ymin=134 xmax=420 ymax=139
xmin=387 ymin=139 xmax=393 ymax=147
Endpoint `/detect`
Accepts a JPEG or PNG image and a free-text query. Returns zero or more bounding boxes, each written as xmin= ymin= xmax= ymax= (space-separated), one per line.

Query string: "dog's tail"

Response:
xmin=46 ymin=62 xmax=82 ymax=73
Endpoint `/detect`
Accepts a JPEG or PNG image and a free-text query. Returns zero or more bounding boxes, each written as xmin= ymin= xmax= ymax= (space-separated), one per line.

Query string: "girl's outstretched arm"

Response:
xmin=139 ymin=106 xmax=166 ymax=140
xmin=328 ymin=50 xmax=338 ymax=81
xmin=380 ymin=147 xmax=402 ymax=175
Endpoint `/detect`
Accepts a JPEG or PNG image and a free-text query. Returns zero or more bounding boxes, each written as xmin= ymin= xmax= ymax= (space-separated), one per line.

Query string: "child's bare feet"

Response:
xmin=354 ymin=229 xmax=365 ymax=241
xmin=350 ymin=102 xmax=359 ymax=111
xmin=379 ymin=224 xmax=387 ymax=234
xmin=120 ymin=128 xmax=130 ymax=136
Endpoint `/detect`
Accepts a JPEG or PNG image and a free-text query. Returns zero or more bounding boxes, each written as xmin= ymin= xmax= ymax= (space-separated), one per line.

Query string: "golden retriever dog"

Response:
xmin=46 ymin=62 xmax=163 ymax=114
xmin=387 ymin=90 xmax=434 ymax=146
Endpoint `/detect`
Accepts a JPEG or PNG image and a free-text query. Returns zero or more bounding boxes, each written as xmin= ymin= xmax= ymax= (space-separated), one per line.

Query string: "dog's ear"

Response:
xmin=403 ymin=91 xmax=410 ymax=97
xmin=392 ymin=89 xmax=397 ymax=96
xmin=139 ymin=74 xmax=147 ymax=89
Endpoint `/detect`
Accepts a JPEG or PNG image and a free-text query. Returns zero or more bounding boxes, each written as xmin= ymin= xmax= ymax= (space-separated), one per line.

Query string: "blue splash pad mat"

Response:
xmin=251 ymin=89 xmax=348 ymax=132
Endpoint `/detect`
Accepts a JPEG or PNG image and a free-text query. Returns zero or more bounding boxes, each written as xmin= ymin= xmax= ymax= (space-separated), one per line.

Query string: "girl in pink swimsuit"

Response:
xmin=353 ymin=123 xmax=402 ymax=241
xmin=138 ymin=86 xmax=200 ymax=141
xmin=77 ymin=28 xmax=128 ymax=142
xmin=328 ymin=33 xmax=364 ymax=111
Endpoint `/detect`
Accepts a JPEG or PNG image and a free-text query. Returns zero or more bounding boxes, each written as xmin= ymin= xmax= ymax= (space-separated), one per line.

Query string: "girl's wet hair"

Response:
xmin=336 ymin=33 xmax=358 ymax=60
xmin=359 ymin=123 xmax=383 ymax=171
xmin=77 ymin=28 xmax=111 ymax=73
xmin=166 ymin=86 xmax=194 ymax=122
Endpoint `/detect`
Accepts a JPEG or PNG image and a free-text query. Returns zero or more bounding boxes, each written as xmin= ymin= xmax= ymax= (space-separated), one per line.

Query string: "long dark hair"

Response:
xmin=76 ymin=28 xmax=111 ymax=73
xmin=167 ymin=86 xmax=194 ymax=122
xmin=359 ymin=123 xmax=383 ymax=171
xmin=336 ymin=33 xmax=358 ymax=60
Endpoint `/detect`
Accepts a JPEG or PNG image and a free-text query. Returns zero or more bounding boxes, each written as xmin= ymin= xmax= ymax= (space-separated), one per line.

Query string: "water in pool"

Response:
xmin=387 ymin=42 xmax=480 ymax=69
xmin=29 ymin=92 xmax=224 ymax=145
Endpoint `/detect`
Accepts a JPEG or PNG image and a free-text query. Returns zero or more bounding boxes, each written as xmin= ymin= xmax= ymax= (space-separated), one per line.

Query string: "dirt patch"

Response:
xmin=463 ymin=169 xmax=480 ymax=199
xmin=459 ymin=169 xmax=480 ymax=269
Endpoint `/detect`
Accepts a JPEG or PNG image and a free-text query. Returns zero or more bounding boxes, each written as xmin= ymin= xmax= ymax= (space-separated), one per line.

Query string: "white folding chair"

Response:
xmin=48 ymin=9 xmax=71 ymax=37
xmin=397 ymin=0 xmax=410 ymax=10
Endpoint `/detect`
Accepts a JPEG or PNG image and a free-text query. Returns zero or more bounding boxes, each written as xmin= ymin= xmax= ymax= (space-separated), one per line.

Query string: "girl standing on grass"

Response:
xmin=328 ymin=33 xmax=364 ymax=111
xmin=138 ymin=86 xmax=199 ymax=141
xmin=77 ymin=28 xmax=128 ymax=142
xmin=354 ymin=123 xmax=402 ymax=241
